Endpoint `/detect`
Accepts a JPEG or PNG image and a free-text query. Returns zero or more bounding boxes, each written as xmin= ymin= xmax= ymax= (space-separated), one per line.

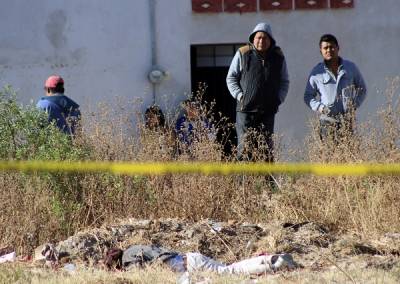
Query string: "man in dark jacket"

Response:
xmin=37 ymin=75 xmax=81 ymax=135
xmin=226 ymin=23 xmax=289 ymax=162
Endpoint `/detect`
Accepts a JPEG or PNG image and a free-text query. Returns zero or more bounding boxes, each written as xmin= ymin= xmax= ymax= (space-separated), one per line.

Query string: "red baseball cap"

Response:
xmin=45 ymin=75 xmax=64 ymax=88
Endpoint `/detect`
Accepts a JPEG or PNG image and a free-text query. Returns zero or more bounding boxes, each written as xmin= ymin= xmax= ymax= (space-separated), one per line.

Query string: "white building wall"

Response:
xmin=0 ymin=0 xmax=399 ymax=149
xmin=156 ymin=0 xmax=400 ymax=146
xmin=0 ymin=0 xmax=152 ymax=106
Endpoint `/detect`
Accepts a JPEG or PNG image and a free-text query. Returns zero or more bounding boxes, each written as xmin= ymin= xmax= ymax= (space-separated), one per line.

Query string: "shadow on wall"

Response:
xmin=46 ymin=10 xmax=67 ymax=49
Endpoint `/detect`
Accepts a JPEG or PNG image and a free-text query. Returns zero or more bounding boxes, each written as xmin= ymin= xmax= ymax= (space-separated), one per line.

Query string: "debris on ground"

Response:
xmin=2 ymin=218 xmax=399 ymax=281
xmin=0 ymin=247 xmax=16 ymax=263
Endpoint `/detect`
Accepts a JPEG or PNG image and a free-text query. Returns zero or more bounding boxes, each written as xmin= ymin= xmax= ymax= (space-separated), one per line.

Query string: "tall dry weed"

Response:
xmin=275 ymin=77 xmax=400 ymax=236
xmin=0 ymin=78 xmax=399 ymax=254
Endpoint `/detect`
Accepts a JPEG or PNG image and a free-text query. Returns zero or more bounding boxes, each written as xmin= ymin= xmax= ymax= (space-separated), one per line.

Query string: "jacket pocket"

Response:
xmin=241 ymin=89 xmax=256 ymax=111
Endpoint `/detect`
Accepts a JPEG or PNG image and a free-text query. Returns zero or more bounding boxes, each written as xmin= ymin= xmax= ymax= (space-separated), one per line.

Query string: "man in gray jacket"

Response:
xmin=226 ymin=22 xmax=289 ymax=162
xmin=304 ymin=34 xmax=367 ymax=140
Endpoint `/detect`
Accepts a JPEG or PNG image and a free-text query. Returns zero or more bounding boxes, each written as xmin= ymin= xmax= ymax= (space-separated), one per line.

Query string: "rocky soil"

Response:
xmin=33 ymin=218 xmax=400 ymax=275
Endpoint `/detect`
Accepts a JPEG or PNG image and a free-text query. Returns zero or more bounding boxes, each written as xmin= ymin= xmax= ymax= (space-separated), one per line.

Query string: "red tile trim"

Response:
xmin=330 ymin=0 xmax=354 ymax=9
xmin=224 ymin=0 xmax=257 ymax=13
xmin=260 ymin=0 xmax=293 ymax=10
xmin=295 ymin=0 xmax=328 ymax=9
xmin=192 ymin=0 xmax=223 ymax=13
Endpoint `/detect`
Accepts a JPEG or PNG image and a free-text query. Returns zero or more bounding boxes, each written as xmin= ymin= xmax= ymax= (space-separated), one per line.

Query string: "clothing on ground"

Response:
xmin=185 ymin=252 xmax=296 ymax=275
xmin=122 ymin=245 xmax=178 ymax=270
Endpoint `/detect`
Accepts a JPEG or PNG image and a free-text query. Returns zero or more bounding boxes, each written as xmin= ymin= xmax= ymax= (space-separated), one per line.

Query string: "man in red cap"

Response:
xmin=37 ymin=75 xmax=81 ymax=135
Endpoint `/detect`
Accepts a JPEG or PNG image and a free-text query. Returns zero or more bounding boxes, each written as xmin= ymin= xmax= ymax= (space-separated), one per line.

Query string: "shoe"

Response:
xmin=270 ymin=253 xmax=296 ymax=271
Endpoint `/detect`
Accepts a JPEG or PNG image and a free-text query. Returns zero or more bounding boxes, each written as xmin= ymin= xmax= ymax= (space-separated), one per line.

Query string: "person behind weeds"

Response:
xmin=37 ymin=75 xmax=81 ymax=136
xmin=144 ymin=105 xmax=166 ymax=131
xmin=304 ymin=34 xmax=367 ymax=141
xmin=175 ymin=99 xmax=215 ymax=156
xmin=142 ymin=105 xmax=176 ymax=160
xmin=175 ymin=100 xmax=198 ymax=146
xmin=226 ymin=22 xmax=289 ymax=163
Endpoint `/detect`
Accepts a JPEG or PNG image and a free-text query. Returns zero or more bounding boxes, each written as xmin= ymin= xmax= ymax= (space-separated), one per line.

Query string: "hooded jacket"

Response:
xmin=36 ymin=93 xmax=81 ymax=135
xmin=226 ymin=23 xmax=289 ymax=113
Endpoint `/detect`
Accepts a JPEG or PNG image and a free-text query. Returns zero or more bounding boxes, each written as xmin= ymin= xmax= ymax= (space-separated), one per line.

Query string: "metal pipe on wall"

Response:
xmin=149 ymin=0 xmax=157 ymax=105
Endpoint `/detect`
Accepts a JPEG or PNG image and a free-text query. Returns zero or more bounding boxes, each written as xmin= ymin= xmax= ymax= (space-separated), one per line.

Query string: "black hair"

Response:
xmin=144 ymin=105 xmax=165 ymax=129
xmin=319 ymin=34 xmax=339 ymax=47
xmin=48 ymin=82 xmax=65 ymax=94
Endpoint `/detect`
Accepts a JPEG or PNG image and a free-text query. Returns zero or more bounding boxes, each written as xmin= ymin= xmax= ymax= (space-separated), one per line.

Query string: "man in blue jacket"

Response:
xmin=304 ymin=34 xmax=367 ymax=140
xmin=226 ymin=22 xmax=289 ymax=162
xmin=37 ymin=75 xmax=81 ymax=135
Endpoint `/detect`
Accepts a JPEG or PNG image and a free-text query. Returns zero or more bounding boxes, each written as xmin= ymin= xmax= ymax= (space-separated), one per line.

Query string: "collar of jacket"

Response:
xmin=322 ymin=57 xmax=347 ymax=82
xmin=250 ymin=43 xmax=276 ymax=59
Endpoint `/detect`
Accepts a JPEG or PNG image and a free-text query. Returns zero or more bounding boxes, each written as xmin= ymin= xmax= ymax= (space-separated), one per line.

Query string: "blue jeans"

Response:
xmin=236 ymin=111 xmax=275 ymax=162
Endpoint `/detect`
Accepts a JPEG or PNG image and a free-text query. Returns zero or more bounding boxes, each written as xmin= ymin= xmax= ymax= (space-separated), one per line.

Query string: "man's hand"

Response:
xmin=319 ymin=104 xmax=330 ymax=115
xmin=322 ymin=106 xmax=330 ymax=115
xmin=238 ymin=93 xmax=244 ymax=111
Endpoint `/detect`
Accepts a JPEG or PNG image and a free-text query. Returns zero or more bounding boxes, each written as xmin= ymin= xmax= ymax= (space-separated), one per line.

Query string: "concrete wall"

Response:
xmin=0 ymin=0 xmax=152 ymax=106
xmin=0 ymin=0 xmax=399 ymax=150
xmin=156 ymin=0 xmax=400 ymax=146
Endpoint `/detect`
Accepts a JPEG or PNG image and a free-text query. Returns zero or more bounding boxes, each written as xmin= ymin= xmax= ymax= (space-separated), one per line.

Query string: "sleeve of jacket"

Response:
xmin=304 ymin=70 xmax=325 ymax=113
xmin=278 ymin=59 xmax=289 ymax=104
xmin=36 ymin=99 xmax=50 ymax=112
xmin=226 ymin=50 xmax=244 ymax=102
xmin=352 ymin=63 xmax=367 ymax=109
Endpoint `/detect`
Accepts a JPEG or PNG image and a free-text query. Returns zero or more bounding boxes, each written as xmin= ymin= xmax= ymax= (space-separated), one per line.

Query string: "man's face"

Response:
xmin=320 ymin=41 xmax=339 ymax=62
xmin=147 ymin=113 xmax=161 ymax=129
xmin=185 ymin=104 xmax=199 ymax=119
xmin=253 ymin=32 xmax=271 ymax=53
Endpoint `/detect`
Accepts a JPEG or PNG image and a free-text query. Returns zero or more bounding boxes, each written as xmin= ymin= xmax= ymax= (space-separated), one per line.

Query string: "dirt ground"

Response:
xmin=44 ymin=219 xmax=400 ymax=271
xmin=2 ymin=218 xmax=400 ymax=283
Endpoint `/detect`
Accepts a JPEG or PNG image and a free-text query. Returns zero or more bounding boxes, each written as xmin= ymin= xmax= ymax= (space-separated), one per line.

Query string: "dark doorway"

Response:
xmin=190 ymin=44 xmax=244 ymax=156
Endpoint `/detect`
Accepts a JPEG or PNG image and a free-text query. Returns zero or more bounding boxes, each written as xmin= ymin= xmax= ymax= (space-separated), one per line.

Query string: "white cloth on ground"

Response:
xmin=185 ymin=252 xmax=295 ymax=275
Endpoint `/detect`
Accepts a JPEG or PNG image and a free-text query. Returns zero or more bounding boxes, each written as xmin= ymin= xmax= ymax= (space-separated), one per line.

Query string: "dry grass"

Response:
xmin=0 ymin=263 xmax=399 ymax=284
xmin=275 ymin=77 xmax=400 ymax=237
xmin=0 ymin=78 xmax=399 ymax=256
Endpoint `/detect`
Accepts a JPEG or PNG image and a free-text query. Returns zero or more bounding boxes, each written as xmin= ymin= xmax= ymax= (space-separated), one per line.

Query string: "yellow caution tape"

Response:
xmin=1 ymin=160 xmax=400 ymax=176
